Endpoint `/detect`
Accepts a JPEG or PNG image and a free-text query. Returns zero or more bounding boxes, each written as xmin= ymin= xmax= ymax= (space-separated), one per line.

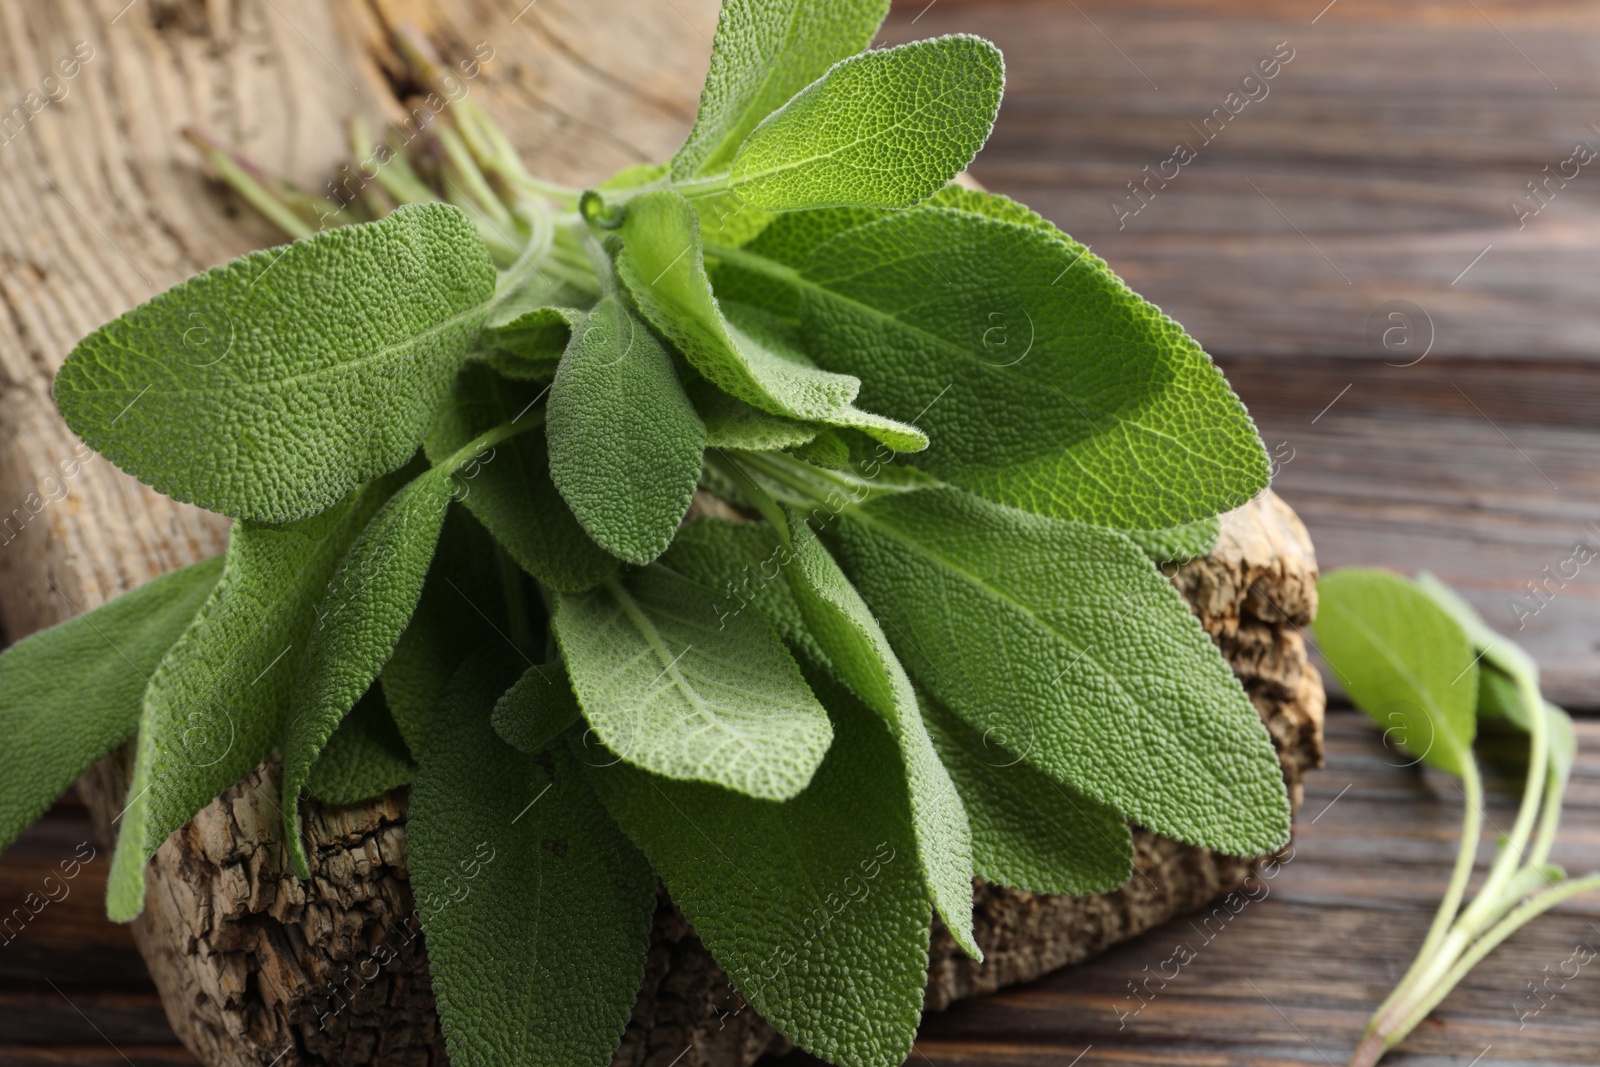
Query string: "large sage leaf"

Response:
xmin=713 ymin=204 xmax=1269 ymax=528
xmin=55 ymin=204 xmax=495 ymax=523
xmin=552 ymin=563 xmax=832 ymax=801
xmin=281 ymin=461 xmax=459 ymax=877
xmin=779 ymin=511 xmax=978 ymax=959
xmin=831 ymin=486 xmax=1290 ymax=856
xmin=412 ymin=651 xmax=656 ymax=1067
xmin=108 ymin=478 xmax=398 ymax=920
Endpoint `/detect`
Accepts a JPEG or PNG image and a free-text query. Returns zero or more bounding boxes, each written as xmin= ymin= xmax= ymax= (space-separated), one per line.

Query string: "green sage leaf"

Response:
xmin=0 ymin=557 xmax=220 ymax=857
xmin=726 ymin=35 xmax=1003 ymax=211
xmin=304 ymin=686 xmax=414 ymax=805
xmin=548 ymin=295 xmax=705 ymax=564
xmin=551 ymin=563 xmax=832 ymax=801
xmin=779 ymin=509 xmax=978 ymax=959
xmin=412 ymin=650 xmax=656 ymax=1067
xmin=832 ymin=486 xmax=1290 ymax=856
xmin=108 ymin=478 xmax=399 ymax=920
xmin=55 ymin=204 xmax=495 ymax=523
xmin=920 ymin=693 xmax=1132 ymax=895
xmin=713 ymin=205 xmax=1269 ymax=528
xmin=583 ymin=671 xmax=928 ymax=1067
xmin=281 ymin=460 xmax=460 ymax=877
xmin=672 ymin=0 xmax=890 ymax=179
xmin=614 ymin=189 xmax=925 ymax=452
xmin=1314 ymin=568 xmax=1479 ymax=778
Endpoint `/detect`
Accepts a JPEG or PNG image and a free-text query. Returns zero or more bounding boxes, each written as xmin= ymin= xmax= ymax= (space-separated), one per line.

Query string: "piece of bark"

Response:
xmin=71 ymin=490 xmax=1323 ymax=1067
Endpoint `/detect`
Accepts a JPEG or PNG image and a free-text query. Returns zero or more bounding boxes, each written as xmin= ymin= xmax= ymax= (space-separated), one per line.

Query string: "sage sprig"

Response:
xmin=5 ymin=5 xmax=1290 ymax=1066
xmin=1316 ymin=569 xmax=1593 ymax=1067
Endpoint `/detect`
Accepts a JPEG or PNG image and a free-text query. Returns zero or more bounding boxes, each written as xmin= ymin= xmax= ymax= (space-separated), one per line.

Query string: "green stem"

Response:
xmin=706 ymin=450 xmax=791 ymax=543
xmin=1360 ymin=757 xmax=1484 ymax=1044
xmin=1374 ymin=873 xmax=1600 ymax=1058
xmin=439 ymin=126 xmax=515 ymax=232
xmin=183 ymin=129 xmax=315 ymax=240
xmin=1528 ymin=758 xmax=1567 ymax=871
xmin=735 ymin=449 xmax=867 ymax=510
xmin=372 ymin=141 xmax=438 ymax=206
xmin=669 ymin=173 xmax=733 ymax=201
xmin=437 ymin=411 xmax=544 ymax=475
xmin=1457 ymin=675 xmax=1549 ymax=930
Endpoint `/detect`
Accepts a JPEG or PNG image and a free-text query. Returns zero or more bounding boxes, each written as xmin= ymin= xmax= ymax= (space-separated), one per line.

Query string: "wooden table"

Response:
xmin=2 ymin=0 xmax=1598 ymax=1064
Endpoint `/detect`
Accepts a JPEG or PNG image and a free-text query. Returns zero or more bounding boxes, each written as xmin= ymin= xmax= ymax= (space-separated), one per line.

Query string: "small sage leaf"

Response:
xmin=726 ymin=35 xmax=1004 ymax=211
xmin=548 ymin=295 xmax=706 ymax=564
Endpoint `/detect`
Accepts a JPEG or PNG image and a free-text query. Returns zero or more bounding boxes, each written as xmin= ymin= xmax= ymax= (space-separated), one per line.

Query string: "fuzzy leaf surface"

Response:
xmin=55 ymin=204 xmax=494 ymax=522
xmin=479 ymin=305 xmax=583 ymax=381
xmin=304 ymin=687 xmax=414 ymax=805
xmin=427 ymin=366 xmax=616 ymax=592
xmin=584 ymin=673 xmax=928 ymax=1067
xmin=108 ymin=480 xmax=396 ymax=920
xmin=714 ymin=205 xmax=1268 ymax=527
xmin=281 ymin=462 xmax=457 ymax=875
xmin=671 ymin=0 xmax=889 ymax=179
xmin=0 ymin=557 xmax=220 ymax=857
xmin=492 ymin=663 xmax=582 ymax=754
xmin=382 ymin=507 xmax=519 ymax=753
xmin=920 ymin=694 xmax=1131 ymax=895
xmin=727 ymin=36 xmax=1003 ymax=211
xmin=1315 ymin=568 xmax=1479 ymax=777
xmin=690 ymin=378 xmax=818 ymax=452
xmin=778 ymin=510 xmax=977 ymax=958
xmin=831 ymin=487 xmax=1290 ymax=856
xmin=552 ymin=564 xmax=832 ymax=800
xmin=412 ymin=651 xmax=656 ymax=1067
xmin=548 ymin=295 xmax=705 ymax=564
xmin=614 ymin=190 xmax=924 ymax=452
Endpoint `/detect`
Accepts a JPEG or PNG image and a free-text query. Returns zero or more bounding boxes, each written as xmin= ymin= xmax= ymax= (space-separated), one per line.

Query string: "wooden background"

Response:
xmin=1 ymin=0 xmax=1598 ymax=1064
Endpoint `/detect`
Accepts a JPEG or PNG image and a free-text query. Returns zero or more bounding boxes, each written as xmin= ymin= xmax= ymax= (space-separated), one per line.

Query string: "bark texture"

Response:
xmin=75 ymin=490 xmax=1323 ymax=1067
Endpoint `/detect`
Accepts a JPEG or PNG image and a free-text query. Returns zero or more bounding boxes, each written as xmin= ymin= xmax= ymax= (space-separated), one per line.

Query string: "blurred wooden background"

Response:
xmin=1 ymin=0 xmax=1598 ymax=1064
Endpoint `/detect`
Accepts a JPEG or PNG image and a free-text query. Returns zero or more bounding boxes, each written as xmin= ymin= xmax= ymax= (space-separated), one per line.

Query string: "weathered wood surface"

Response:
xmin=0 ymin=0 xmax=1597 ymax=1064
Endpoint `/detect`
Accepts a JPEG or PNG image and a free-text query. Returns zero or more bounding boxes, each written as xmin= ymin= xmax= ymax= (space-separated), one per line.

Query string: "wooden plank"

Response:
xmin=1218 ymin=355 xmax=1600 ymax=708
xmin=888 ymin=0 xmax=1600 ymax=360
